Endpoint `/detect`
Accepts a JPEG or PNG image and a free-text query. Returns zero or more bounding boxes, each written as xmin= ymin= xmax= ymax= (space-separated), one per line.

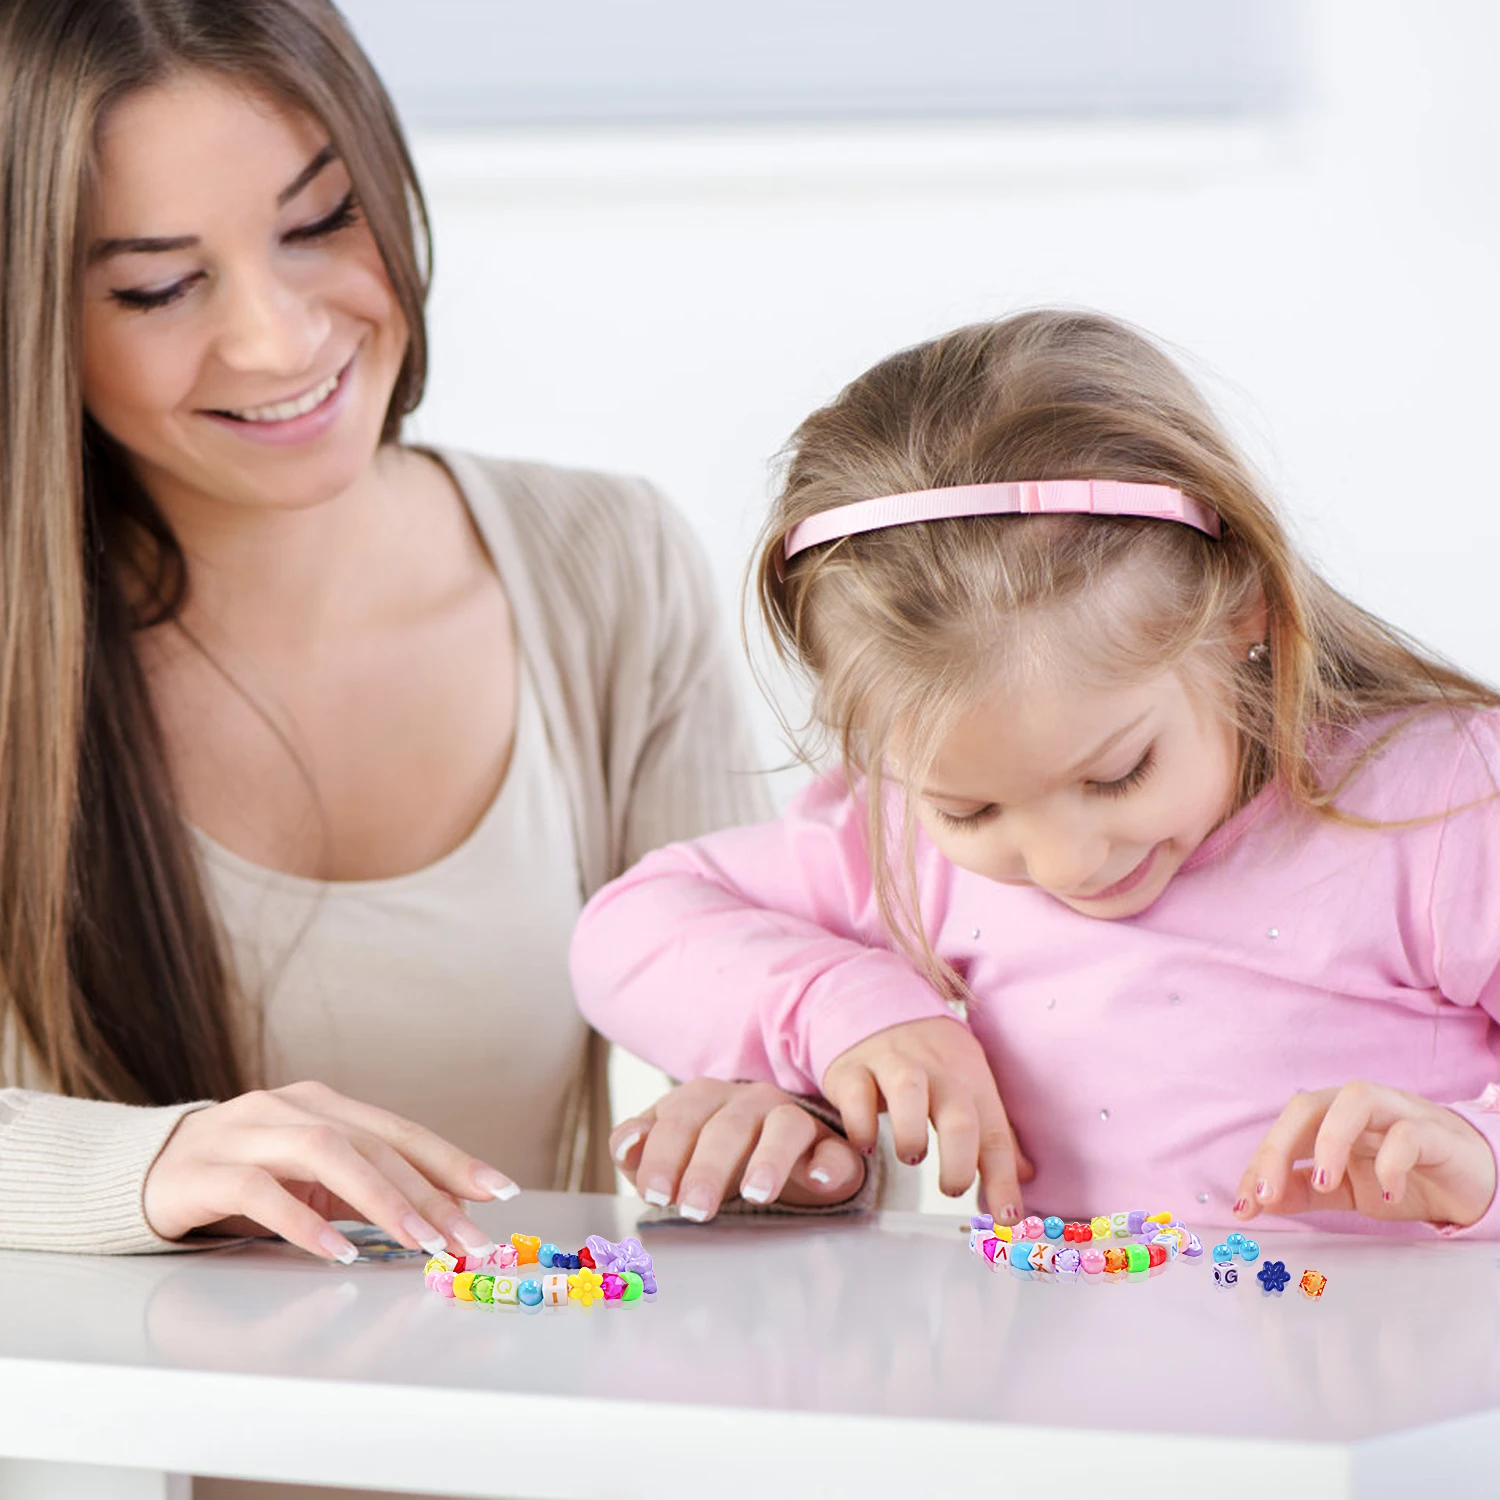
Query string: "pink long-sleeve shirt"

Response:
xmin=571 ymin=708 xmax=1500 ymax=1237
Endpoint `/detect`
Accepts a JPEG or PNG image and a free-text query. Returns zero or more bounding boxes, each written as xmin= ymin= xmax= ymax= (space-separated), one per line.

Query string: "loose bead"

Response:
xmin=1225 ymin=1232 xmax=1246 ymax=1251
xmin=1212 ymin=1242 xmax=1234 ymax=1263
xmin=1299 ymin=1269 xmax=1327 ymax=1300
xmin=1239 ymin=1238 xmax=1260 ymax=1262
xmin=1213 ymin=1263 xmax=1238 ymax=1288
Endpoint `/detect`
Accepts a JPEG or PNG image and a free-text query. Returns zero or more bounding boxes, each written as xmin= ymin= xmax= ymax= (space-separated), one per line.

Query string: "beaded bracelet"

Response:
xmin=424 ymin=1232 xmax=658 ymax=1310
xmin=968 ymin=1209 xmax=1202 ymax=1279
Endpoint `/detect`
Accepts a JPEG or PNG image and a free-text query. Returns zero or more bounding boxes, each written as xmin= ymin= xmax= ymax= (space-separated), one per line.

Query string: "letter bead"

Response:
xmin=1213 ymin=1263 xmax=1238 ymax=1288
xmin=491 ymin=1276 xmax=519 ymax=1306
xmin=542 ymin=1273 xmax=570 ymax=1307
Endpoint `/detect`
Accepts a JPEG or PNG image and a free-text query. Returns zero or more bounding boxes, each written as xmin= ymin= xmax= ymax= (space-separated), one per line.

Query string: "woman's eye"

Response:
xmin=284 ymin=190 xmax=361 ymax=243
xmin=1088 ymin=746 xmax=1157 ymax=798
xmin=929 ymin=804 xmax=999 ymax=830
xmin=108 ymin=276 xmax=198 ymax=312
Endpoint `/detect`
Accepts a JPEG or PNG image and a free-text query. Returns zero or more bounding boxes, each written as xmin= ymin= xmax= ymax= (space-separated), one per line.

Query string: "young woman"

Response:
xmin=0 ymin=0 xmax=866 ymax=1262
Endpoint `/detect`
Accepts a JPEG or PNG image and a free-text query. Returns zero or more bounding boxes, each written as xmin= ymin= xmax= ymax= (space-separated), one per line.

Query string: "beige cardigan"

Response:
xmin=0 ymin=453 xmax=776 ymax=1254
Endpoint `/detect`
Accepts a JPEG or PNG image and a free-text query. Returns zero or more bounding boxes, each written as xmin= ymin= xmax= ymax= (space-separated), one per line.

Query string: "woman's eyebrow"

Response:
xmin=87 ymin=145 xmax=338 ymax=264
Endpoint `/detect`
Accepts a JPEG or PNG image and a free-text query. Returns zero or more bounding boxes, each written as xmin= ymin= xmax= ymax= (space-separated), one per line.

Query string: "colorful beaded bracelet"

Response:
xmin=968 ymin=1209 xmax=1202 ymax=1279
xmin=424 ymin=1232 xmax=657 ymax=1310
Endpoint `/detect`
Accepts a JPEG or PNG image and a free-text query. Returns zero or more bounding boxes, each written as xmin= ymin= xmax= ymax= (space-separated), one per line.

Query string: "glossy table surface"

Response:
xmin=0 ymin=1192 xmax=1495 ymax=1498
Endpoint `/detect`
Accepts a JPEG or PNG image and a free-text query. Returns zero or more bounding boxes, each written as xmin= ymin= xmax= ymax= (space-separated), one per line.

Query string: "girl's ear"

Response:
xmin=1237 ymin=586 xmax=1269 ymax=656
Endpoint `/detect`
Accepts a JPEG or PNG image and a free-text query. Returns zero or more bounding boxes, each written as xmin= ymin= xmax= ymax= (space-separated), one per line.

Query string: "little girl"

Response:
xmin=571 ymin=310 xmax=1500 ymax=1237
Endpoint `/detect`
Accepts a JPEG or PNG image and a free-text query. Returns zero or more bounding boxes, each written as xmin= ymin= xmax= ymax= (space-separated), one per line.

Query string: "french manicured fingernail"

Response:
xmin=319 ymin=1228 xmax=359 ymax=1265
xmin=400 ymin=1213 xmax=447 ymax=1256
xmin=473 ymin=1166 xmax=520 ymax=1202
xmin=612 ymin=1127 xmax=644 ymax=1163
xmin=677 ymin=1191 xmax=714 ymax=1222
xmin=453 ymin=1221 xmax=498 ymax=1257
xmin=1313 ymin=1167 xmax=1328 ymax=1189
xmin=1233 ymin=1197 xmax=1248 ymax=1215
xmin=642 ymin=1178 xmax=672 ymax=1208
xmin=740 ymin=1170 xmax=775 ymax=1204
xmin=808 ymin=1167 xmax=833 ymax=1186
xmin=1255 ymin=1179 xmax=1269 ymax=1199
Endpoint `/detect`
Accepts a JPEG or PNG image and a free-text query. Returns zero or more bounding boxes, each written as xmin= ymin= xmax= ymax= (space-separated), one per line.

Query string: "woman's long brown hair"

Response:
xmin=0 ymin=0 xmax=431 ymax=1103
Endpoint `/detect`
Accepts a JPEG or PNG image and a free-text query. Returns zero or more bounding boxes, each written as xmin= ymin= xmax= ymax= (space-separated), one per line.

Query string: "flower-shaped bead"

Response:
xmin=1257 ymin=1259 xmax=1291 ymax=1294
xmin=599 ymin=1235 xmax=654 ymax=1277
xmin=568 ymin=1268 xmax=606 ymax=1307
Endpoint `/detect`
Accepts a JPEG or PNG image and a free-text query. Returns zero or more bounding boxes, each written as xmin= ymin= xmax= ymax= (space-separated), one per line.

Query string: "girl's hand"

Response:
xmin=610 ymin=1079 xmax=866 ymax=1222
xmin=1235 ymin=1081 xmax=1497 ymax=1228
xmin=142 ymin=1080 xmax=520 ymax=1263
xmin=822 ymin=1017 xmax=1033 ymax=1222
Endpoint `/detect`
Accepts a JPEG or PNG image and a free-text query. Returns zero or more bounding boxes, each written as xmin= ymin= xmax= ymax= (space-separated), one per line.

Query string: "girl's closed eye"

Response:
xmin=928 ymin=803 xmax=1000 ymax=831
xmin=1087 ymin=745 xmax=1157 ymax=799
xmin=107 ymin=190 xmax=362 ymax=313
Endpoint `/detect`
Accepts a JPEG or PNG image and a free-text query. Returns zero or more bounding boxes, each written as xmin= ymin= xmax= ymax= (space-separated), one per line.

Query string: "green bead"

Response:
xmin=1125 ymin=1244 xmax=1149 ymax=1273
xmin=471 ymin=1274 xmax=495 ymax=1304
xmin=620 ymin=1271 xmax=643 ymax=1303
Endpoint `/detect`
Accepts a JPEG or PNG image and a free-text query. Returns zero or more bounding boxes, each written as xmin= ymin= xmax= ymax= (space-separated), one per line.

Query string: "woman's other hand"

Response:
xmin=143 ymin=1080 xmax=519 ymax=1262
xmin=610 ymin=1079 xmax=865 ymax=1221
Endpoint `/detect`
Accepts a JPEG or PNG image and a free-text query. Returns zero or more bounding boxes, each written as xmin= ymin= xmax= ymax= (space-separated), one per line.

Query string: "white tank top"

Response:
xmin=194 ymin=661 xmax=588 ymax=1189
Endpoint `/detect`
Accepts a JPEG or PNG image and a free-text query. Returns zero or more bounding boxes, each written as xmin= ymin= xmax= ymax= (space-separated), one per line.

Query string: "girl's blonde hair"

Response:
xmin=0 ymin=0 xmax=430 ymax=1104
xmin=754 ymin=311 xmax=1498 ymax=980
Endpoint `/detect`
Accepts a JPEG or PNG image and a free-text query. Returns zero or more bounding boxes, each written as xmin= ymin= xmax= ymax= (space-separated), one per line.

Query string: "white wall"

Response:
xmin=399 ymin=0 xmax=1500 ymax=1208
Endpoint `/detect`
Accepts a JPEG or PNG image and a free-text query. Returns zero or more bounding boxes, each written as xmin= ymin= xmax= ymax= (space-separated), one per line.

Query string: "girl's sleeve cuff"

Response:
xmin=1431 ymin=1083 xmax=1500 ymax=1240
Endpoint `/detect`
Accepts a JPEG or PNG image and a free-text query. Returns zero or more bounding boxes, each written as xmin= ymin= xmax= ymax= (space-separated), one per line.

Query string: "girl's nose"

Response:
xmin=1013 ymin=818 xmax=1110 ymax=898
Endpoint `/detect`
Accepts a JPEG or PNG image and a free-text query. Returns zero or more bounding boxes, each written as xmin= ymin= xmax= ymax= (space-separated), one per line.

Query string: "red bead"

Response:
xmin=1063 ymin=1222 xmax=1092 ymax=1243
xmin=1147 ymin=1243 xmax=1166 ymax=1268
xmin=577 ymin=1246 xmax=596 ymax=1270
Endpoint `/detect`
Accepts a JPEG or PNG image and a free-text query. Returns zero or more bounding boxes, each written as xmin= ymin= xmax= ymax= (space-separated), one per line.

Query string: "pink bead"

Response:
xmin=1079 ymin=1248 xmax=1106 ymax=1274
xmin=601 ymin=1274 xmax=625 ymax=1301
xmin=432 ymin=1272 xmax=457 ymax=1297
xmin=1018 ymin=1216 xmax=1045 ymax=1240
xmin=492 ymin=1245 xmax=519 ymax=1270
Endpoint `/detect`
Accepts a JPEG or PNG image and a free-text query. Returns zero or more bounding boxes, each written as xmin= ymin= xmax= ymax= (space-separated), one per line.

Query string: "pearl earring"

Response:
xmin=1247 ymin=641 xmax=1269 ymax=665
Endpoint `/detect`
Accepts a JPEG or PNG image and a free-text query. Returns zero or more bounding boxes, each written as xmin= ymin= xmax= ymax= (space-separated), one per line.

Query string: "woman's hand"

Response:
xmin=142 ymin=1080 xmax=520 ymax=1263
xmin=610 ymin=1079 xmax=866 ymax=1222
xmin=1234 ymin=1081 xmax=1497 ymax=1228
xmin=822 ymin=1017 xmax=1033 ymax=1222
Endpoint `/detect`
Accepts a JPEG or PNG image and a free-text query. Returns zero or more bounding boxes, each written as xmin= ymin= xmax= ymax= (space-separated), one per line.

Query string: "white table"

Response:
xmin=0 ymin=1191 xmax=1495 ymax=1500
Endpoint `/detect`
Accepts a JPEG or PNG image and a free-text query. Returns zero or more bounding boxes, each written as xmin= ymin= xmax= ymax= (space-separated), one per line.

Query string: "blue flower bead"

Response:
xmin=1257 ymin=1259 xmax=1290 ymax=1293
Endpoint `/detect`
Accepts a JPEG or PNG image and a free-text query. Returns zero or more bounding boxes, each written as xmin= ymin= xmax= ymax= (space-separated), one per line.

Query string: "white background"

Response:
xmin=392 ymin=0 xmax=1500 ymax=1208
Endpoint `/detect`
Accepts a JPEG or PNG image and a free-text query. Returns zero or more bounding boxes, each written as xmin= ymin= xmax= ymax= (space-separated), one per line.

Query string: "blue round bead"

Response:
xmin=1211 ymin=1241 xmax=1234 ymax=1263
xmin=1225 ymin=1232 xmax=1246 ymax=1250
xmin=1042 ymin=1216 xmax=1064 ymax=1240
xmin=538 ymin=1243 xmax=559 ymax=1268
xmin=1239 ymin=1238 xmax=1260 ymax=1261
xmin=517 ymin=1279 xmax=543 ymax=1306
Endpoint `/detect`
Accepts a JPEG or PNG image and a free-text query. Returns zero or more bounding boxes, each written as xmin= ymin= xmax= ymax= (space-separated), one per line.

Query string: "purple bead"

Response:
xmin=1184 ymin=1233 xmax=1203 ymax=1258
xmin=1126 ymin=1210 xmax=1148 ymax=1234
xmin=1054 ymin=1248 xmax=1081 ymax=1274
xmin=970 ymin=1214 xmax=994 ymax=1231
xmin=639 ymin=1269 xmax=658 ymax=1295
